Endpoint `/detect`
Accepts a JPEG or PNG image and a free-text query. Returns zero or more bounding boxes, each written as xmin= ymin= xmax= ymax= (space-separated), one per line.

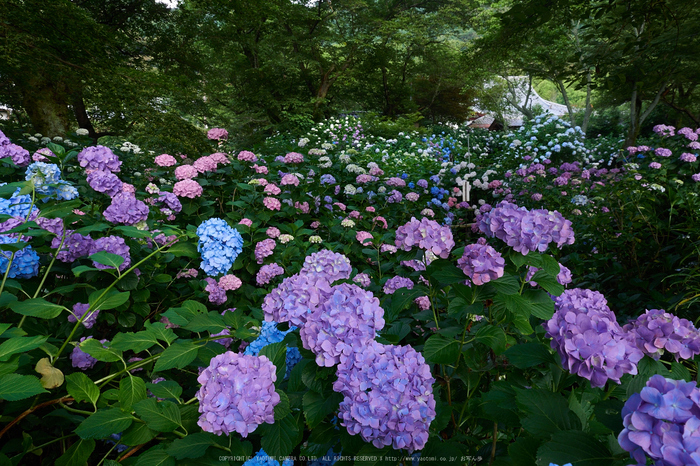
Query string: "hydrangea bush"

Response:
xmin=0 ymin=119 xmax=698 ymax=466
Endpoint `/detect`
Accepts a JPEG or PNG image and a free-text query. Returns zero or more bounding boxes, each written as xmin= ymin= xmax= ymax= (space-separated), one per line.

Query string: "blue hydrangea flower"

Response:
xmin=197 ymin=218 xmax=243 ymax=276
xmin=243 ymin=449 xmax=293 ymax=466
xmin=0 ymin=235 xmax=39 ymax=278
xmin=245 ymin=320 xmax=301 ymax=377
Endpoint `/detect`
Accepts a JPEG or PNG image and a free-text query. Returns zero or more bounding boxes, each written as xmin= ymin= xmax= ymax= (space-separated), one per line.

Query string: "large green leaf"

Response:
xmin=55 ymin=439 xmax=96 ymax=466
xmin=121 ymin=423 xmax=157 ymax=446
xmin=474 ymin=325 xmax=507 ymax=354
xmin=145 ymin=322 xmax=178 ymax=345
xmin=260 ymin=342 xmax=287 ymax=381
xmin=0 ymin=373 xmax=47 ymax=401
xmin=184 ymin=312 xmax=227 ymax=332
xmin=9 ymin=298 xmax=65 ymax=319
xmin=146 ymin=381 xmax=183 ymax=402
xmin=0 ymin=335 xmax=48 ymax=361
xmin=490 ymin=274 xmax=521 ymax=295
xmin=154 ymin=341 xmax=199 ymax=371
xmin=75 ymin=408 xmax=135 ymax=439
xmin=80 ymin=338 xmax=122 ymax=362
xmin=134 ymin=398 xmax=182 ymax=432
xmin=135 ymin=447 xmax=175 ymax=466
xmin=388 ymin=285 xmax=430 ymax=321
xmin=111 ymin=331 xmax=159 ymax=352
xmin=515 ymin=389 xmax=579 ymax=437
xmin=88 ymin=251 xmax=125 ymax=269
xmin=504 ymin=343 xmax=554 ymax=369
xmin=303 ymin=390 xmax=342 ymax=429
xmin=423 ymin=334 xmax=460 ymax=364
xmin=537 ymin=430 xmax=614 ymax=466
xmin=166 ymin=432 xmax=216 ymax=460
xmin=167 ymin=242 xmax=198 ymax=258
xmin=88 ymin=289 xmax=130 ymax=310
xmin=65 ymin=372 xmax=100 ymax=406
xmin=258 ymin=414 xmax=299 ymax=459
xmin=120 ymin=376 xmax=147 ymax=411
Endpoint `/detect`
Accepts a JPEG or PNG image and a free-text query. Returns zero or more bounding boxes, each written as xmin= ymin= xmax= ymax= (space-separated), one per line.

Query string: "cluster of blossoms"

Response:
xmin=25 ymin=162 xmax=78 ymax=200
xmin=256 ymin=263 xmax=284 ymax=285
xmin=0 ymin=235 xmax=40 ymax=278
xmin=619 ymin=375 xmax=700 ymax=465
xmin=174 ymin=164 xmax=198 ymax=180
xmin=70 ymin=337 xmax=107 ymax=370
xmin=197 ymin=218 xmax=243 ymax=276
xmin=623 ymin=309 xmax=700 ymax=361
xmin=525 ymin=263 xmax=572 ymax=287
xmin=545 ymin=289 xmax=643 ymax=387
xmin=242 ymin=449 xmax=293 ymax=466
xmin=204 ymin=278 xmax=227 ymax=305
xmin=77 ymin=146 xmax=122 ymax=173
xmin=207 ymin=127 xmax=229 ymax=140
xmin=87 ymin=170 xmax=122 ymax=197
xmin=394 ymin=217 xmax=455 ymax=259
xmin=383 ymin=276 xmax=415 ymax=295
xmin=255 ymin=239 xmax=277 ymax=264
xmin=0 ymin=131 xmax=30 ymax=166
xmin=91 ymin=236 xmax=132 ymax=271
xmin=196 ymin=352 xmax=279 ymax=436
xmin=103 ymin=192 xmax=149 ymax=225
xmin=173 ymin=179 xmax=203 ymax=198
xmin=284 ymin=152 xmax=304 ymax=163
xmin=476 ymin=201 xmax=574 ymax=255
xmin=244 ymin=321 xmax=302 ymax=376
xmin=68 ymin=303 xmax=99 ymax=329
xmin=334 ymin=341 xmax=436 ymax=452
xmin=457 ymin=238 xmax=505 ymax=285
xmin=301 ymin=250 xmax=352 ymax=283
xmin=300 ymin=284 xmax=385 ymax=367
xmin=154 ymin=153 xmax=177 ymax=167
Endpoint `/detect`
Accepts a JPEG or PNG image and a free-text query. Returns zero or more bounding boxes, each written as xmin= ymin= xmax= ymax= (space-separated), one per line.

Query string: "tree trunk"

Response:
xmin=556 ymin=78 xmax=576 ymax=127
xmin=581 ymin=71 xmax=593 ymax=134
xmin=21 ymin=76 xmax=72 ymax=137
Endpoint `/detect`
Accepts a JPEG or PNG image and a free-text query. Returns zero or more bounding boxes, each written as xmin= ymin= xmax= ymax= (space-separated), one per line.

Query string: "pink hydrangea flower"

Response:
xmin=356 ymin=231 xmax=373 ymax=245
xmin=253 ymin=164 xmax=268 ymax=174
xmin=207 ymin=128 xmax=229 ymax=140
xmin=173 ymin=179 xmax=203 ymax=198
xmin=194 ymin=155 xmax=218 ymax=173
xmin=295 ymin=201 xmax=310 ymax=213
xmin=365 ymin=206 xmax=375 ymax=213
xmin=253 ymin=178 xmax=268 ymax=186
xmin=263 ymin=197 xmax=281 ymax=211
xmin=219 ymin=274 xmax=242 ymax=291
xmin=239 ymin=218 xmax=253 ymax=227
xmin=155 ymin=154 xmax=177 ymax=167
xmin=264 ymin=184 xmax=281 ymax=195
xmin=310 ymin=221 xmax=320 ymax=228
xmin=121 ymin=183 xmax=136 ymax=194
xmin=649 ymin=162 xmax=662 ymax=169
xmin=209 ymin=152 xmax=230 ymax=165
xmin=175 ymin=164 xmax=198 ymax=180
xmin=238 ymin=151 xmax=257 ymax=162
xmin=284 ymin=152 xmax=304 ymax=163
xmin=680 ymin=153 xmax=697 ymax=162
xmin=373 ymin=216 xmax=388 ymax=229
xmin=266 ymin=227 xmax=280 ymax=238
xmin=406 ymin=192 xmax=419 ymax=202
xmin=280 ymin=174 xmax=299 ymax=186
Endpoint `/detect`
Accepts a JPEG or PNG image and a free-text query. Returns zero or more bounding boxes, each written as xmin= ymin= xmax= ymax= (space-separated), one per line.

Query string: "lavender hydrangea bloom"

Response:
xmin=256 ymin=263 xmax=284 ymax=285
xmin=476 ymin=201 xmax=574 ymax=255
xmin=0 ymin=235 xmax=39 ymax=278
xmin=623 ymin=309 xmax=700 ymax=361
xmin=334 ymin=341 xmax=436 ymax=452
xmin=618 ymin=375 xmax=700 ymax=465
xmin=383 ymin=276 xmax=415 ymax=295
xmin=395 ymin=217 xmax=455 ymax=259
xmin=70 ymin=337 xmax=104 ymax=370
xmin=544 ymin=289 xmax=643 ymax=387
xmin=255 ymin=239 xmax=276 ymax=264
xmin=103 ymin=193 xmax=149 ymax=225
xmin=197 ymin=218 xmax=243 ymax=276
xmin=301 ymin=250 xmax=352 ymax=284
xmin=87 ymin=170 xmax=123 ymax=197
xmin=196 ymin=352 xmax=280 ymax=437
xmin=90 ymin=236 xmax=131 ymax=272
xmin=157 ymin=192 xmax=182 ymax=213
xmin=205 ymin=277 xmax=227 ymax=305
xmin=525 ymin=263 xmax=573 ymax=287
xmin=1 ymin=143 xmax=31 ymax=166
xmin=353 ymin=273 xmax=371 ymax=288
xmin=77 ymin=146 xmax=122 ymax=172
xmin=52 ymin=231 xmax=94 ymax=263
xmin=457 ymin=237 xmax=505 ymax=285
xmin=262 ymin=272 xmax=334 ymax=327
xmin=301 ymin=284 xmax=385 ymax=367
xmin=68 ymin=303 xmax=99 ymax=329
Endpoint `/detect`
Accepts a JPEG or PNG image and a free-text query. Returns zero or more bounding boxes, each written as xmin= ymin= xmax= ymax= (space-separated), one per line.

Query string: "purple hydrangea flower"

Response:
xmin=623 ymin=309 xmax=700 ymax=361
xmin=525 ymin=263 xmax=572 ymax=287
xmin=383 ymin=276 xmax=415 ymax=295
xmin=301 ymin=284 xmax=385 ymax=367
xmin=90 ymin=236 xmax=131 ymax=271
xmin=545 ymin=289 xmax=643 ymax=387
xmin=395 ymin=217 xmax=455 ymax=259
xmin=255 ymin=239 xmax=277 ymax=265
xmin=70 ymin=337 xmax=106 ymax=370
xmin=256 ymin=263 xmax=284 ymax=285
xmin=157 ymin=192 xmax=182 ymax=213
xmin=387 ymin=189 xmax=403 ymax=203
xmin=262 ymin=272 xmax=334 ymax=327
xmin=77 ymin=146 xmax=122 ymax=172
xmin=476 ymin=201 xmax=574 ymax=255
xmin=301 ymin=250 xmax=352 ymax=284
xmin=87 ymin=170 xmax=123 ymax=197
xmin=1 ymin=143 xmax=31 ymax=166
xmin=52 ymin=231 xmax=94 ymax=263
xmin=353 ymin=273 xmax=371 ymax=288
xmin=457 ymin=237 xmax=505 ymax=285
xmin=68 ymin=302 xmax=99 ymax=329
xmin=103 ymin=193 xmax=149 ymax=225
xmin=205 ymin=277 xmax=227 ymax=305
xmin=619 ymin=375 xmax=700 ymax=465
xmin=334 ymin=341 xmax=436 ymax=452
xmin=196 ymin=352 xmax=280 ymax=437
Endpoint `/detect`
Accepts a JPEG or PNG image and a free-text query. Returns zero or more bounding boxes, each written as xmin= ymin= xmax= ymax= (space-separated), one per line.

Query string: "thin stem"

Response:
xmin=13 ymin=433 xmax=75 ymax=456
xmin=59 ymin=402 xmax=94 ymax=416
xmin=488 ymin=422 xmax=498 ymax=466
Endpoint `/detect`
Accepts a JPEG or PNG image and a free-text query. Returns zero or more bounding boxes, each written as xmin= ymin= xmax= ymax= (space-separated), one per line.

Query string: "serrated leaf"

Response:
xmin=121 ymin=422 xmax=157 ymax=446
xmin=474 ymin=325 xmax=507 ymax=354
xmin=88 ymin=251 xmax=125 ymax=269
xmin=522 ymin=289 xmax=555 ymax=320
xmin=75 ymin=408 xmax=135 ymax=439
xmin=427 ymin=259 xmax=468 ymax=286
xmin=134 ymin=398 xmax=182 ymax=432
xmin=166 ymin=432 xmax=216 ymax=459
xmin=540 ymin=254 xmax=561 ymax=276
xmin=55 ymin=439 xmax=95 ymax=466
xmin=184 ymin=312 xmax=226 ymax=332
xmin=0 ymin=335 xmax=48 ymax=361
xmin=303 ymin=390 xmax=342 ymax=429
xmin=9 ymin=298 xmax=65 ymax=319
xmin=35 ymin=357 xmax=64 ymax=388
xmin=66 ymin=373 xmax=100 ymax=406
xmin=388 ymin=285 xmax=429 ymax=321
xmin=80 ymin=338 xmax=122 ymax=362
xmin=115 ymin=226 xmax=153 ymax=239
xmin=154 ymin=341 xmax=199 ymax=371
xmin=0 ymin=292 xmax=17 ymax=309
xmin=530 ymin=270 xmax=564 ymax=296
xmin=537 ymin=430 xmax=613 ymax=466
xmin=260 ymin=342 xmax=286 ymax=381
xmin=516 ymin=388 xmax=579 ymax=437
xmin=423 ymin=334 xmax=460 ymax=364
xmin=88 ymin=289 xmax=130 ymax=311
xmin=258 ymin=414 xmax=299 ymax=459
xmin=504 ymin=343 xmax=553 ymax=368
xmin=490 ymin=274 xmax=521 ymax=295
xmin=146 ymin=381 xmax=182 ymax=402
xmin=0 ymin=373 xmax=48 ymax=401
xmin=72 ymin=265 xmax=99 ymax=277
xmin=145 ymin=322 xmax=178 ymax=345
xmin=135 ymin=447 xmax=175 ymax=466
xmin=275 ymin=390 xmax=291 ymax=420
xmin=120 ymin=376 xmax=147 ymax=411
xmin=166 ymin=242 xmax=197 ymax=258
xmin=111 ymin=331 xmax=159 ymax=352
